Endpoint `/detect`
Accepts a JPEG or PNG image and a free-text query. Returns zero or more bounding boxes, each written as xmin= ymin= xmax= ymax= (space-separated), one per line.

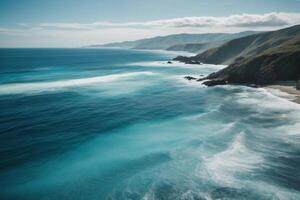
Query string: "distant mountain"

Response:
xmin=89 ymin=40 xmax=138 ymax=48
xmin=88 ymin=31 xmax=258 ymax=52
xmin=175 ymin=25 xmax=300 ymax=86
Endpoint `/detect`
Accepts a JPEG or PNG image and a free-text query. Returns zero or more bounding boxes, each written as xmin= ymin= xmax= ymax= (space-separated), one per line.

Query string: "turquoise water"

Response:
xmin=0 ymin=48 xmax=300 ymax=200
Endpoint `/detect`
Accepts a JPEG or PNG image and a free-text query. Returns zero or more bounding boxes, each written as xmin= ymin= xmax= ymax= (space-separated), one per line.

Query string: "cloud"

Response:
xmin=38 ymin=12 xmax=300 ymax=30
xmin=0 ymin=12 xmax=299 ymax=47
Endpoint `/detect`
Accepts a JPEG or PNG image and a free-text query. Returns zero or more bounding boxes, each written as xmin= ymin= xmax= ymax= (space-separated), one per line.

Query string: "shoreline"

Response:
xmin=263 ymin=81 xmax=300 ymax=104
xmin=182 ymin=75 xmax=300 ymax=105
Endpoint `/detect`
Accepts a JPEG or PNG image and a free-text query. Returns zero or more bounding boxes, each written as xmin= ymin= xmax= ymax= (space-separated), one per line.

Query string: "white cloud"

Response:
xmin=0 ymin=12 xmax=299 ymax=47
xmin=38 ymin=12 xmax=300 ymax=30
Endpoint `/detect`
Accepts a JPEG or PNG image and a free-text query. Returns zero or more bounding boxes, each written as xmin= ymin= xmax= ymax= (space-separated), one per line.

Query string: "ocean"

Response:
xmin=0 ymin=48 xmax=300 ymax=200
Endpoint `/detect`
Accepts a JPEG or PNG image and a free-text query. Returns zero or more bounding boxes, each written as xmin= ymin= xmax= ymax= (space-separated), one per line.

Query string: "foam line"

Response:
xmin=0 ymin=72 xmax=155 ymax=95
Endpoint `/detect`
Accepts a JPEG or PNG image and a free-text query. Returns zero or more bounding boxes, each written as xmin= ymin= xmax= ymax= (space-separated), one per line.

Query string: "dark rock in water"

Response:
xmin=202 ymin=78 xmax=228 ymax=86
xmin=185 ymin=60 xmax=201 ymax=65
xmin=167 ymin=61 xmax=173 ymax=64
xmin=173 ymin=55 xmax=190 ymax=62
xmin=197 ymin=77 xmax=207 ymax=82
xmin=184 ymin=76 xmax=197 ymax=81
xmin=173 ymin=56 xmax=201 ymax=64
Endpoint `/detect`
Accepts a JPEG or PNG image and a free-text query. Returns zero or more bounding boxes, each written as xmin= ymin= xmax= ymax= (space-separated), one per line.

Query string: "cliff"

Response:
xmin=176 ymin=25 xmax=300 ymax=86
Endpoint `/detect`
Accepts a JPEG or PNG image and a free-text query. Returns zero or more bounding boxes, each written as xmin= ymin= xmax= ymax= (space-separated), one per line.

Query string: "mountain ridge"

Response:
xmin=175 ymin=25 xmax=300 ymax=86
xmin=88 ymin=31 xmax=259 ymax=52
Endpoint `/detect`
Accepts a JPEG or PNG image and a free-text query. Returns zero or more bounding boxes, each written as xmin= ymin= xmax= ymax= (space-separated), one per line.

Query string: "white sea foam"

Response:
xmin=231 ymin=86 xmax=300 ymax=111
xmin=259 ymin=87 xmax=300 ymax=109
xmin=127 ymin=61 xmax=227 ymax=70
xmin=247 ymin=180 xmax=300 ymax=200
xmin=229 ymin=86 xmax=300 ymax=135
xmin=127 ymin=61 xmax=199 ymax=68
xmin=172 ymin=75 xmax=206 ymax=88
xmin=0 ymin=72 xmax=155 ymax=95
xmin=203 ymin=132 xmax=263 ymax=185
xmin=125 ymin=48 xmax=195 ymax=57
xmin=265 ymin=87 xmax=297 ymax=101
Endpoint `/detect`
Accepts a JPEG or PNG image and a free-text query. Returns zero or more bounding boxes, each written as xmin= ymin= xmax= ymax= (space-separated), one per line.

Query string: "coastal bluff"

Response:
xmin=175 ymin=25 xmax=300 ymax=87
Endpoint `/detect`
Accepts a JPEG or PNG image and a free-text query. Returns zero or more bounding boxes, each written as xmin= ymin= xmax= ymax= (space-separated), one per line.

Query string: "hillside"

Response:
xmin=176 ymin=25 xmax=300 ymax=86
xmin=88 ymin=31 xmax=258 ymax=51
xmin=166 ymin=41 xmax=223 ymax=53
xmin=175 ymin=25 xmax=300 ymax=65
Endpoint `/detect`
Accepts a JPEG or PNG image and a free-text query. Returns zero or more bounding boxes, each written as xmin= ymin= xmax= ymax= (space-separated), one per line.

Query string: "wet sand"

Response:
xmin=265 ymin=81 xmax=300 ymax=104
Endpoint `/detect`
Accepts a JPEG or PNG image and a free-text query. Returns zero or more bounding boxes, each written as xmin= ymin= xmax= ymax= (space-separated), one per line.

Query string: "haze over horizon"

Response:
xmin=1 ymin=0 xmax=300 ymax=47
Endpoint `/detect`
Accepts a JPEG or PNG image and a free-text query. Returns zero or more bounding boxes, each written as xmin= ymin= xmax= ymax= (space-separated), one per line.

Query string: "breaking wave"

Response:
xmin=0 ymin=72 xmax=155 ymax=95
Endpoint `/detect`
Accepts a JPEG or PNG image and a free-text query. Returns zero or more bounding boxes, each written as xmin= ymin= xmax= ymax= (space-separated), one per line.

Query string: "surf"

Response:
xmin=0 ymin=71 xmax=155 ymax=95
xmin=1 ymin=48 xmax=300 ymax=200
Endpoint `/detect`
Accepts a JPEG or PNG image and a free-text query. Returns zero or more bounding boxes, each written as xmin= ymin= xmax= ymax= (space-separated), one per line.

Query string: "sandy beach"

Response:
xmin=265 ymin=81 xmax=300 ymax=104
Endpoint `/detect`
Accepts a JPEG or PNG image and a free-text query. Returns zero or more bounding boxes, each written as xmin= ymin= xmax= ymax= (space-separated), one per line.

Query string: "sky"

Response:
xmin=0 ymin=0 xmax=300 ymax=47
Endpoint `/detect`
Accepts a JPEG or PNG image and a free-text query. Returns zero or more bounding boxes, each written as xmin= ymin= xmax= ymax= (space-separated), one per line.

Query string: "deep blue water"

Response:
xmin=0 ymin=48 xmax=300 ymax=200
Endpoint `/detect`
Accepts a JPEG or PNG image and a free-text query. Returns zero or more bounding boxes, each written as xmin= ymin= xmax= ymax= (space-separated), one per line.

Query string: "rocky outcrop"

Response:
xmin=184 ymin=76 xmax=197 ymax=81
xmin=202 ymin=79 xmax=228 ymax=86
xmin=173 ymin=56 xmax=201 ymax=64
xmin=178 ymin=25 xmax=300 ymax=86
xmin=204 ymin=51 xmax=300 ymax=86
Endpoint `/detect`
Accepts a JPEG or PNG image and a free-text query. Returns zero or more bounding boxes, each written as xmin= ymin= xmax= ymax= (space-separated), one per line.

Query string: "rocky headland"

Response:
xmin=175 ymin=25 xmax=300 ymax=88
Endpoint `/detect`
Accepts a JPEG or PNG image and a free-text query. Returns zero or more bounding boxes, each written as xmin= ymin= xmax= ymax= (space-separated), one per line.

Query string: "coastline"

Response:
xmin=264 ymin=81 xmax=300 ymax=104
